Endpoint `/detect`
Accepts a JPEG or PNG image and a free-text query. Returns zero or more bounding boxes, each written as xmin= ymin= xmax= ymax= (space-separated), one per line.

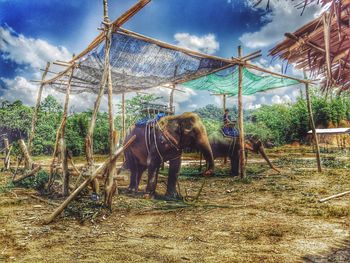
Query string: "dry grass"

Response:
xmin=0 ymin=146 xmax=349 ymax=262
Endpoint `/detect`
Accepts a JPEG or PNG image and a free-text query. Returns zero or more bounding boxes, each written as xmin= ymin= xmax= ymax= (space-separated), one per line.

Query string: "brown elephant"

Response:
xmin=124 ymin=112 xmax=214 ymax=198
xmin=210 ymin=134 xmax=279 ymax=176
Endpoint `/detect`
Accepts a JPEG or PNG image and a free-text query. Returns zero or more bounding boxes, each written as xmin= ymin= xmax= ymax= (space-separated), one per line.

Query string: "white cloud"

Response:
xmin=271 ymin=94 xmax=292 ymax=104
xmin=240 ymin=0 xmax=322 ymax=49
xmin=0 ymin=25 xmax=71 ymax=69
xmin=174 ymin=33 xmax=220 ymax=54
xmin=0 ymin=76 xmax=120 ymax=113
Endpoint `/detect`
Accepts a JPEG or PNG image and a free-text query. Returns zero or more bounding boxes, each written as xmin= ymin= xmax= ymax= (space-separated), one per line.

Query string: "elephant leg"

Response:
xmin=128 ymin=165 xmax=140 ymax=192
xmin=127 ymin=149 xmax=143 ymax=192
xmin=166 ymin=157 xmax=181 ymax=199
xmin=230 ymin=155 xmax=239 ymax=177
xmin=136 ymin=165 xmax=147 ymax=190
xmin=145 ymin=156 xmax=161 ymax=197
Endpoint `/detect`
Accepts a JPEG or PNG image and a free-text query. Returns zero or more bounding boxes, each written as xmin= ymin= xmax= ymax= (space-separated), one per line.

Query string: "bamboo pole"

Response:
xmin=43 ymin=135 xmax=136 ymax=224
xmin=60 ymin=138 xmax=69 ymax=196
xmin=13 ymin=165 xmax=41 ymax=183
xmin=223 ymin=94 xmax=227 ymax=164
xmin=323 ymin=12 xmax=332 ymax=85
xmin=223 ymin=94 xmax=226 ymax=112
xmin=18 ymin=139 xmax=33 ymax=170
xmin=49 ymin=68 xmax=74 ymax=185
xmin=319 ymin=190 xmax=350 ymax=203
xmin=28 ymin=62 xmax=50 ymax=154
xmin=3 ymin=138 xmax=10 ymax=170
xmin=305 ymin=82 xmax=322 ymax=172
xmin=121 ymin=92 xmax=126 ymax=140
xmin=237 ymin=46 xmax=246 ymax=179
xmin=105 ymin=12 xmax=118 ymax=206
xmin=169 ymin=65 xmax=178 ymax=114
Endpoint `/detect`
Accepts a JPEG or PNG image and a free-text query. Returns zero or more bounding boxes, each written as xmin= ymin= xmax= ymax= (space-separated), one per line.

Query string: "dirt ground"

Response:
xmin=0 ymin=146 xmax=349 ymax=263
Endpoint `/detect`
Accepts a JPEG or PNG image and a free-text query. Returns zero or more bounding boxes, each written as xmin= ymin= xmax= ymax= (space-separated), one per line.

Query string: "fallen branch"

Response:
xmin=43 ymin=135 xmax=136 ymax=224
xmin=12 ymin=165 xmax=42 ymax=184
xmin=319 ymin=190 xmax=350 ymax=203
xmin=29 ymin=194 xmax=59 ymax=206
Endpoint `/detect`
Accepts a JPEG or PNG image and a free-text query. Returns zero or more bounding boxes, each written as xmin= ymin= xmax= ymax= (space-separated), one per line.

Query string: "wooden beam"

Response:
xmin=43 ymin=135 xmax=136 ymax=224
xmin=118 ymin=28 xmax=241 ymax=65
xmin=169 ymin=65 xmax=178 ymax=114
xmin=305 ymin=81 xmax=322 ymax=172
xmin=237 ymin=46 xmax=246 ymax=179
xmin=28 ymin=62 xmax=50 ymax=154
xmin=245 ymin=62 xmax=313 ymax=84
xmin=319 ymin=190 xmax=350 ymax=203
xmin=69 ymin=0 xmax=151 ymax=63
xmin=49 ymin=68 xmax=74 ymax=187
xmin=121 ymin=93 xmax=126 ymax=141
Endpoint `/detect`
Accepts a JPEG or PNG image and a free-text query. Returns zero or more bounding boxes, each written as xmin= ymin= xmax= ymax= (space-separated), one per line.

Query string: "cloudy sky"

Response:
xmin=0 ymin=0 xmax=324 ymax=113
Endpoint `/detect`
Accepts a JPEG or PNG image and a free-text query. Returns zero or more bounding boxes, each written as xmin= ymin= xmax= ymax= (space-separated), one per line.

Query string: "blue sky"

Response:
xmin=0 ymin=0 xmax=323 ymax=112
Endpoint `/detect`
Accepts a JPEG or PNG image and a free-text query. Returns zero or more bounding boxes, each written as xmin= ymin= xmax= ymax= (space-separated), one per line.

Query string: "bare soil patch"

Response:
xmin=0 ymin=147 xmax=349 ymax=262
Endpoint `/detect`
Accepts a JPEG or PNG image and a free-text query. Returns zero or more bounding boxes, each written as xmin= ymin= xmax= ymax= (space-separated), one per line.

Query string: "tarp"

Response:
xmin=49 ymin=30 xmax=230 ymax=94
xmin=182 ymin=66 xmax=299 ymax=96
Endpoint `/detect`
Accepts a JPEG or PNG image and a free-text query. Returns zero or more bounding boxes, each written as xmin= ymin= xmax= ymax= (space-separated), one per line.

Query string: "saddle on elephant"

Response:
xmin=222 ymin=109 xmax=239 ymax=138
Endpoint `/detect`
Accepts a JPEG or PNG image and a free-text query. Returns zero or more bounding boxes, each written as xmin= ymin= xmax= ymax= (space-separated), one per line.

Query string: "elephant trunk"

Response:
xmin=257 ymin=143 xmax=280 ymax=173
xmin=197 ymin=135 xmax=214 ymax=176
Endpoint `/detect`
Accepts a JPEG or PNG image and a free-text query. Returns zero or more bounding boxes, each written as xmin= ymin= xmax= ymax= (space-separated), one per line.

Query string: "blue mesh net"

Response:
xmin=50 ymin=30 xmax=230 ymax=94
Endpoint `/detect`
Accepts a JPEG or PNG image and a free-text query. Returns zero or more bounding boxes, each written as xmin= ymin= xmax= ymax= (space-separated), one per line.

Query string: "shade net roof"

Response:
xmin=182 ymin=66 xmax=299 ymax=96
xmin=47 ymin=29 xmax=231 ymax=94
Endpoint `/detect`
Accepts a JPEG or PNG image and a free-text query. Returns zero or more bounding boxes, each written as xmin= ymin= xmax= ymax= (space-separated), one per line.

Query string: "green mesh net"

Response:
xmin=182 ymin=66 xmax=299 ymax=96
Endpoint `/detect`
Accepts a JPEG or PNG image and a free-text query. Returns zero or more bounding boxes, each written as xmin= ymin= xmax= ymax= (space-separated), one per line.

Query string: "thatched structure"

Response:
xmin=270 ymin=0 xmax=350 ymax=93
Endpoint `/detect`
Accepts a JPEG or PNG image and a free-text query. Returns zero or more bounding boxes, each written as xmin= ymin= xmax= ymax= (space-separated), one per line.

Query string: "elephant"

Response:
xmin=123 ymin=112 xmax=214 ymax=198
xmin=209 ymin=134 xmax=279 ymax=176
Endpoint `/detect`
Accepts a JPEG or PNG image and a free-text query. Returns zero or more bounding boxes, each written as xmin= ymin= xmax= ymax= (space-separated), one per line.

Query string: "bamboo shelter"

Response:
xmin=270 ymin=0 xmax=350 ymax=93
xmin=269 ymin=0 xmax=350 ymax=172
xmin=25 ymin=0 xmax=314 ymax=222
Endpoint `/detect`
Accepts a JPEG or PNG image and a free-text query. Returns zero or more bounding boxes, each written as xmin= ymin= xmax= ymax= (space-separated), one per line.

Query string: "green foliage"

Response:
xmin=1 ymin=89 xmax=350 ymax=156
xmin=14 ymin=170 xmax=49 ymax=190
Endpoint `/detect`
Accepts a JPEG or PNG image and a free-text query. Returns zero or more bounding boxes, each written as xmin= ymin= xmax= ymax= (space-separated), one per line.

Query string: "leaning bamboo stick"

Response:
xmin=18 ymin=139 xmax=33 ymax=170
xmin=4 ymin=145 xmax=12 ymax=170
xmin=43 ymin=135 xmax=136 ymax=224
xmin=305 ymin=80 xmax=322 ymax=172
xmin=28 ymin=62 xmax=50 ymax=154
xmin=105 ymin=11 xmax=118 ymax=207
xmin=13 ymin=165 xmax=41 ymax=183
xmin=61 ymin=139 xmax=69 ymax=196
xmin=49 ymin=68 xmax=74 ymax=185
xmin=319 ymin=190 xmax=350 ymax=203
xmin=66 ymin=0 xmax=151 ymax=64
xmin=237 ymin=46 xmax=246 ymax=179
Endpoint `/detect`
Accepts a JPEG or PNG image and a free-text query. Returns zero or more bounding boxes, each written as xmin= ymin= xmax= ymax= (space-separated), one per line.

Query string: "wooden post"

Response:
xmin=223 ymin=94 xmax=227 ymax=112
xmin=49 ymin=68 xmax=74 ymax=185
xmin=44 ymin=135 xmax=136 ymax=224
xmin=105 ymin=56 xmax=118 ymax=207
xmin=18 ymin=139 xmax=33 ymax=170
xmin=237 ymin=46 xmax=246 ymax=178
xmin=305 ymin=83 xmax=322 ymax=172
xmin=13 ymin=165 xmax=42 ymax=183
xmin=169 ymin=65 xmax=178 ymax=114
xmin=223 ymin=94 xmax=228 ymax=164
xmin=121 ymin=92 xmax=126 ymax=140
xmin=3 ymin=138 xmax=11 ymax=170
xmin=60 ymin=138 xmax=69 ymax=196
xmin=28 ymin=62 xmax=50 ymax=154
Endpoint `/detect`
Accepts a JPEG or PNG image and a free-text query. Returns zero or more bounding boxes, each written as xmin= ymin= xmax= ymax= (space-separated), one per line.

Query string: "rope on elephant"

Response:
xmin=153 ymin=124 xmax=164 ymax=163
xmin=177 ymin=178 xmax=207 ymax=205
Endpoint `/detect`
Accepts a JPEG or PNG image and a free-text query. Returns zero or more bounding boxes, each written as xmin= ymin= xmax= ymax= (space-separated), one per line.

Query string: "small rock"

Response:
xmin=33 ymin=205 xmax=42 ymax=208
